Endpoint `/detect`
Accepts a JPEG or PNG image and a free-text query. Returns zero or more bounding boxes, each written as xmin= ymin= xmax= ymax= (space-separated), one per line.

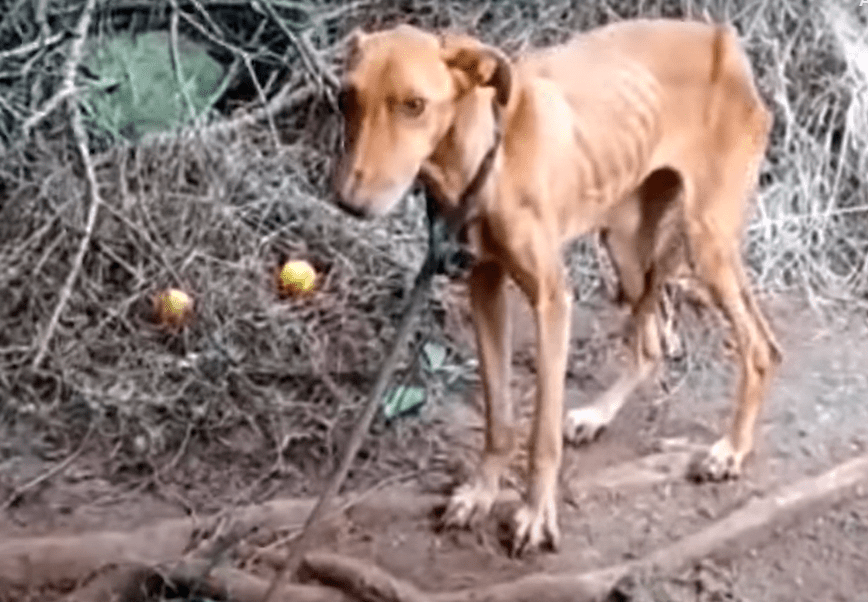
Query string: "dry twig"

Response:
xmin=0 ymin=30 xmax=66 ymax=61
xmin=31 ymin=105 xmax=103 ymax=368
xmin=20 ymin=0 xmax=95 ymax=137
xmin=261 ymin=0 xmax=341 ymax=94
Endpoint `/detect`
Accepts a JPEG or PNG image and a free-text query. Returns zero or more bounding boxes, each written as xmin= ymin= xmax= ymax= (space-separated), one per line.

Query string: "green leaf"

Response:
xmin=382 ymin=385 xmax=426 ymax=420
xmin=422 ymin=341 xmax=447 ymax=372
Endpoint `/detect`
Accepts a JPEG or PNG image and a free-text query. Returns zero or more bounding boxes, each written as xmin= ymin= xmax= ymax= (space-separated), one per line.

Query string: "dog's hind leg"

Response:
xmin=564 ymin=268 xmax=662 ymax=446
xmin=443 ymin=261 xmax=516 ymax=530
xmin=565 ymin=169 xmax=683 ymax=445
xmin=685 ymin=186 xmax=780 ymax=481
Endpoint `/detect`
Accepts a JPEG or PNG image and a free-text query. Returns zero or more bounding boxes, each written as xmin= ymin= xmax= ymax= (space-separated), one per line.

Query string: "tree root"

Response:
xmin=5 ymin=453 xmax=867 ymax=601
xmin=0 ymin=485 xmax=437 ymax=599
xmin=55 ymin=560 xmax=352 ymax=602
xmin=303 ymin=453 xmax=868 ymax=602
xmin=0 ymin=496 xmax=317 ymax=590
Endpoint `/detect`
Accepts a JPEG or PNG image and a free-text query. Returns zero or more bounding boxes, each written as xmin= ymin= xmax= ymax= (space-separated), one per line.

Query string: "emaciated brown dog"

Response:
xmin=334 ymin=19 xmax=781 ymax=555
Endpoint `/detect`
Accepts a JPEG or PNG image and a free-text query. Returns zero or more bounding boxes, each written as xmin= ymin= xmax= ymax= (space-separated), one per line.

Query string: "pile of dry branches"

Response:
xmin=0 ymin=1 xmax=470 ymax=504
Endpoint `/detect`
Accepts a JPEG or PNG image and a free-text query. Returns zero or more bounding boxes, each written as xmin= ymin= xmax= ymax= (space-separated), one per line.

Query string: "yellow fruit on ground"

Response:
xmin=279 ymin=260 xmax=317 ymax=294
xmin=155 ymin=288 xmax=194 ymax=328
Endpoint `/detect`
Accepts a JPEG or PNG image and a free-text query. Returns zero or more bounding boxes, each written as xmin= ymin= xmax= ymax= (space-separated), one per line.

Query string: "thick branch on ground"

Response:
xmin=0 ymin=486 xmax=434 ymax=593
xmin=302 ymin=554 xmax=611 ymax=602
xmin=54 ymin=560 xmax=351 ymax=602
xmin=166 ymin=559 xmax=351 ymax=602
xmin=301 ymin=553 xmax=432 ymax=602
xmin=0 ymin=497 xmax=317 ymax=589
xmin=303 ymin=453 xmax=868 ymax=602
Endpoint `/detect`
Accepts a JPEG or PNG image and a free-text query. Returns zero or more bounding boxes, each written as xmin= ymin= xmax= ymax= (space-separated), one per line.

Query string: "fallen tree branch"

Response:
xmin=165 ymin=559 xmax=352 ymax=602
xmin=301 ymin=553 xmax=431 ymax=602
xmin=637 ymin=452 xmax=868 ymax=575
xmin=0 ymin=497 xmax=316 ymax=589
xmin=10 ymin=452 xmax=866 ymax=600
xmin=303 ymin=453 xmax=868 ymax=602
xmin=54 ymin=560 xmax=352 ymax=602
xmin=0 ymin=485 xmax=432 ymax=592
xmin=301 ymin=554 xmax=610 ymax=602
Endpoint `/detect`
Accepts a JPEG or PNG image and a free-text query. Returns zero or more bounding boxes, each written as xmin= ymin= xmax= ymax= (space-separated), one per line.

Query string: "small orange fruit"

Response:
xmin=154 ymin=288 xmax=194 ymax=329
xmin=278 ymin=260 xmax=317 ymax=295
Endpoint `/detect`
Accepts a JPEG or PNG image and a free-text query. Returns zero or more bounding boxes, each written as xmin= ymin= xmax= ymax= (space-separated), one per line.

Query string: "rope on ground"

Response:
xmin=260 ymin=200 xmax=447 ymax=602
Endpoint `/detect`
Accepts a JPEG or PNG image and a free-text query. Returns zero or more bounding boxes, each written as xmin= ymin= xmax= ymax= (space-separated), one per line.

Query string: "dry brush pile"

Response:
xmin=0 ymin=0 xmax=867 ymax=514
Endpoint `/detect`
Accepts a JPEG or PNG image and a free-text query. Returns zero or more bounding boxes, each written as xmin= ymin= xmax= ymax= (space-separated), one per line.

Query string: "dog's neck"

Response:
xmin=419 ymin=90 xmax=503 ymax=233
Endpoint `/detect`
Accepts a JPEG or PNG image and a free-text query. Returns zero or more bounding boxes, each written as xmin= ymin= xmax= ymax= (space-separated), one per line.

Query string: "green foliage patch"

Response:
xmin=80 ymin=31 xmax=227 ymax=142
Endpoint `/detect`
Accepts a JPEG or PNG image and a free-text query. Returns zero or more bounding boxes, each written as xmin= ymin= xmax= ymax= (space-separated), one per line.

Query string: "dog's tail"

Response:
xmin=706 ymin=24 xmax=737 ymax=122
xmin=706 ymin=24 xmax=771 ymax=148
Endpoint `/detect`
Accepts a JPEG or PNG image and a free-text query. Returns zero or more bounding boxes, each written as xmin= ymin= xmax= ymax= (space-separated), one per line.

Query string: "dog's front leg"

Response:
xmin=444 ymin=261 xmax=515 ymax=530
xmin=512 ymin=262 xmax=571 ymax=556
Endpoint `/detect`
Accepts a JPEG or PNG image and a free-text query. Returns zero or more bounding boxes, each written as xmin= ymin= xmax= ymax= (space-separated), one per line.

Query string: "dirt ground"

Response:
xmin=2 ymin=292 xmax=868 ymax=601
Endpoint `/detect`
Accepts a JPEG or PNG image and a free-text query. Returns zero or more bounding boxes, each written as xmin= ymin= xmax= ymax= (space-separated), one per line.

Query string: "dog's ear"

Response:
xmin=344 ymin=28 xmax=368 ymax=70
xmin=441 ymin=34 xmax=511 ymax=106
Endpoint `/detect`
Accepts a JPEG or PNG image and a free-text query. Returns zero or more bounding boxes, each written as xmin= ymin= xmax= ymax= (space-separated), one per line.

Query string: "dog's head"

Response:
xmin=334 ymin=25 xmax=511 ymax=218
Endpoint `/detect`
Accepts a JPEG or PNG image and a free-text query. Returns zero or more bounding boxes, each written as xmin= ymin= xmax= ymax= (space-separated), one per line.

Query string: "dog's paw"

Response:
xmin=511 ymin=499 xmax=560 ymax=557
xmin=442 ymin=482 xmax=498 ymax=530
xmin=688 ymin=438 xmax=744 ymax=482
xmin=563 ymin=406 xmax=609 ymax=446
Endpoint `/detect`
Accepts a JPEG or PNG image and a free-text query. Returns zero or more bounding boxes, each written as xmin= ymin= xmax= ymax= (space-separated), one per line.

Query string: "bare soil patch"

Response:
xmin=2 ymin=295 xmax=867 ymax=602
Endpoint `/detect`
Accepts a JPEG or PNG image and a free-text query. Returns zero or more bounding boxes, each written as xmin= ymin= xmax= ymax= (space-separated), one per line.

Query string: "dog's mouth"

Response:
xmin=334 ymin=174 xmax=420 ymax=220
xmin=334 ymin=196 xmax=371 ymax=219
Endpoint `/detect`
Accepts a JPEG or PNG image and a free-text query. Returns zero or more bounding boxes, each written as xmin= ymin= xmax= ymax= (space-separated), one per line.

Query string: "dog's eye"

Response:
xmin=401 ymin=97 xmax=426 ymax=117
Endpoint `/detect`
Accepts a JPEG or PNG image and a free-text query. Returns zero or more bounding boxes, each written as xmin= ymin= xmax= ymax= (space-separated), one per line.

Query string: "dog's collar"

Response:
xmin=445 ymin=103 xmax=503 ymax=233
xmin=422 ymin=101 xmax=503 ymax=236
